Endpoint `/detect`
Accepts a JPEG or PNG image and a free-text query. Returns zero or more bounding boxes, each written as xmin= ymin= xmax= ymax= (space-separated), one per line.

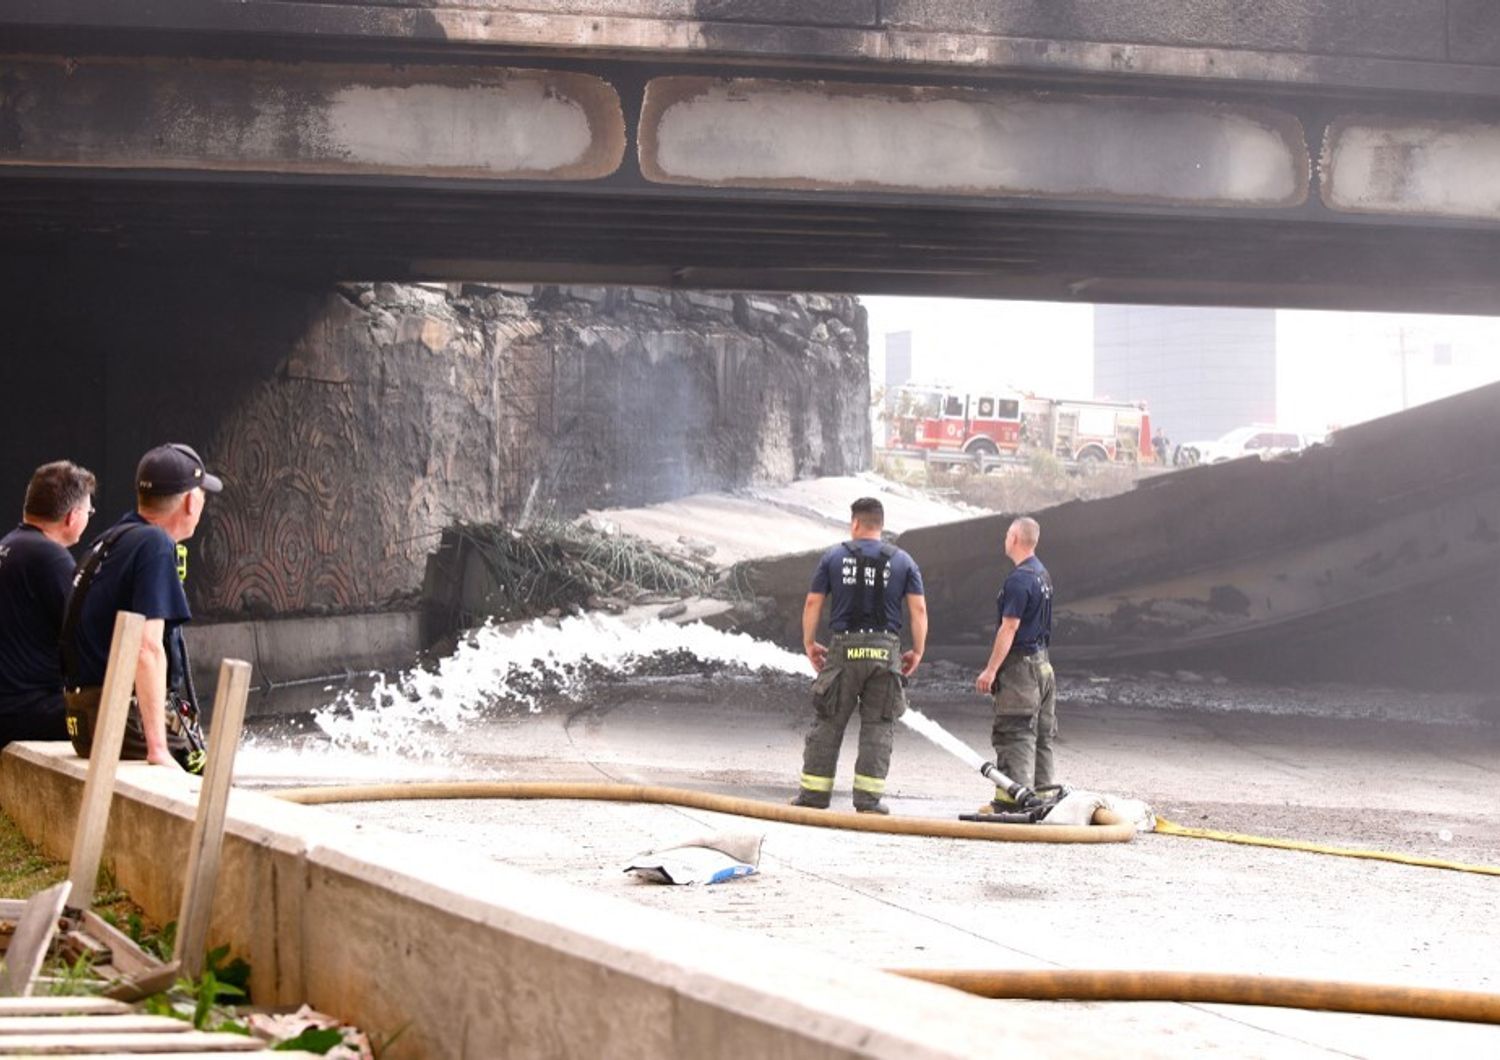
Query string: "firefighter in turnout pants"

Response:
xmin=975 ymin=516 xmax=1058 ymax=809
xmin=790 ymin=497 xmax=927 ymax=814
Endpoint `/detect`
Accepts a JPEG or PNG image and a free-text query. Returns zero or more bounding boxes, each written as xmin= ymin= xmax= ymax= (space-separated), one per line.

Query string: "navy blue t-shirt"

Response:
xmin=997 ymin=555 xmax=1053 ymax=654
xmin=66 ymin=514 xmax=191 ymax=688
xmin=810 ymin=539 xmax=924 ymax=633
xmin=0 ymin=525 xmax=76 ymax=696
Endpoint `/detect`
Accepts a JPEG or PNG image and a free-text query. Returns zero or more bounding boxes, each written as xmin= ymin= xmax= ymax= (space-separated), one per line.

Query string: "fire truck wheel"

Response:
xmin=964 ymin=439 xmax=999 ymax=471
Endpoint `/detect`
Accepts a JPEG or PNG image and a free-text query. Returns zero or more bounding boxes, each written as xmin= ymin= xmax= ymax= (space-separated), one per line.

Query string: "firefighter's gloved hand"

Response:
xmin=174 ymin=747 xmax=207 ymax=775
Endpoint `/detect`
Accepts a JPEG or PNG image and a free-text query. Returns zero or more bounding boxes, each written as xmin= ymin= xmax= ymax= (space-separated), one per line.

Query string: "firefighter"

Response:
xmin=62 ymin=444 xmax=220 ymax=773
xmin=790 ymin=497 xmax=927 ymax=814
xmin=974 ymin=516 xmax=1057 ymax=807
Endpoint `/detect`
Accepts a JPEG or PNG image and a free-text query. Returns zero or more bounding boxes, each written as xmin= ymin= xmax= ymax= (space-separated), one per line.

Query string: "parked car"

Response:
xmin=1174 ymin=426 xmax=1313 ymax=466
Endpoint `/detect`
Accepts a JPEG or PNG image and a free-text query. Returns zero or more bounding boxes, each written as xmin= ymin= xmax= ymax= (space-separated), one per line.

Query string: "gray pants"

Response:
xmin=990 ymin=649 xmax=1057 ymax=789
xmin=798 ymin=632 xmax=906 ymax=805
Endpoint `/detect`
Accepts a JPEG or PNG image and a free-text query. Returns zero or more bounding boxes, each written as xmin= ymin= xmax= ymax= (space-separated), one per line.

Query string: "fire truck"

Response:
xmin=886 ymin=385 xmax=1155 ymax=464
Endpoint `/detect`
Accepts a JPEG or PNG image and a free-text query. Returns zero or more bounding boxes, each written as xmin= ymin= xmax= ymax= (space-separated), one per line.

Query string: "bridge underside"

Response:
xmin=5 ymin=6 xmax=1500 ymax=311
xmin=8 ymin=175 xmax=1500 ymax=312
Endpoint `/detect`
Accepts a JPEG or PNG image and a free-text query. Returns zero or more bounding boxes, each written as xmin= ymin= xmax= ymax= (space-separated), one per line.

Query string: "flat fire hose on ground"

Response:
xmin=275 ymin=781 xmax=1135 ymax=843
xmin=271 ymin=780 xmax=1500 ymax=1025
xmin=1153 ymin=817 xmax=1500 ymax=878
xmin=888 ymin=969 xmax=1500 ymax=1026
xmin=900 ymin=706 xmax=1500 ymax=878
xmin=272 ymin=706 xmax=1500 ymax=1026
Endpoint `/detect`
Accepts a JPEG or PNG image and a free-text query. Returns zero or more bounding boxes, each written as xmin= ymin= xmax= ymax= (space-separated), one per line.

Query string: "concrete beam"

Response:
xmin=10 ymin=1 xmax=1500 ymax=99
xmin=878 ymin=1 xmax=1449 ymax=62
xmin=641 ymin=77 xmax=1308 ymax=206
xmin=0 ymin=744 xmax=1124 ymax=1058
xmin=0 ymin=56 xmax=625 ymax=181
xmin=1324 ymin=117 xmax=1500 ymax=221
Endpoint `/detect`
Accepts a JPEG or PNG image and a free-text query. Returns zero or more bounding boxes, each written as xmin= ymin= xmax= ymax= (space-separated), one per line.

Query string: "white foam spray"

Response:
xmin=310 ymin=613 xmax=808 ymax=758
xmin=899 ymin=706 xmax=989 ymax=772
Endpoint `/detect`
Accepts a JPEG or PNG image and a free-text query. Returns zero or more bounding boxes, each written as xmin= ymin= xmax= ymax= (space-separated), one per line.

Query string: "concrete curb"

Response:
xmin=0 ymin=743 xmax=1124 ymax=1058
xmin=184 ymin=612 xmax=422 ymax=690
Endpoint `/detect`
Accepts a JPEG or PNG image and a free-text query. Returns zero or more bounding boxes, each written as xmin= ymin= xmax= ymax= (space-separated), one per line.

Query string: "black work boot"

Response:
xmin=788 ymin=789 xmax=831 ymax=810
xmin=853 ymin=797 xmax=890 ymax=815
xmin=981 ymin=791 xmax=1020 ymax=815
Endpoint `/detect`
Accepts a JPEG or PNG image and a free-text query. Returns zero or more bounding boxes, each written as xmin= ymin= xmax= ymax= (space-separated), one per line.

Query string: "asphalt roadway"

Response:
xmin=247 ymin=669 xmax=1500 ymax=1058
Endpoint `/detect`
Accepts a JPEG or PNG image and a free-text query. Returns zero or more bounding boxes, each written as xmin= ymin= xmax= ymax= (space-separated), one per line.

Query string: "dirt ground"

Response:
xmin=244 ymin=668 xmax=1500 ymax=1058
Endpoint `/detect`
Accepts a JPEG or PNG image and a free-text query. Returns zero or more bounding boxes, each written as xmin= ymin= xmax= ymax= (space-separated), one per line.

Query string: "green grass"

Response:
xmin=0 ymin=806 xmax=159 ymax=937
xmin=0 ymin=809 xmax=68 ymax=899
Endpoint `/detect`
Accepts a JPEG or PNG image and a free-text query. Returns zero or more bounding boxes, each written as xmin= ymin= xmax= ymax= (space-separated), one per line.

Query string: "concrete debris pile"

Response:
xmin=420 ymin=520 xmax=770 ymax=641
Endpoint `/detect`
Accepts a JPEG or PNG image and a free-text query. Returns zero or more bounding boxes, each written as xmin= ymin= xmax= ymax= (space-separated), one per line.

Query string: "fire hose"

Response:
xmin=273 ymin=708 xmax=1499 ymax=1024
xmin=275 ymin=781 xmax=1135 ymax=843
xmin=890 ymin=969 xmax=1500 ymax=1025
xmin=272 ymin=781 xmax=1500 ymax=1025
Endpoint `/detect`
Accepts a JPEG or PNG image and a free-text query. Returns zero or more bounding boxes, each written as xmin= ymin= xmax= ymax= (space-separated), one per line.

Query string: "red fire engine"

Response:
xmin=887 ymin=385 xmax=1155 ymax=464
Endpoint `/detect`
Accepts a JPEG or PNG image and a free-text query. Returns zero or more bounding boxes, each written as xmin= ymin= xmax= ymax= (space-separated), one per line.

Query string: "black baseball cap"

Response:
xmin=136 ymin=443 xmax=223 ymax=497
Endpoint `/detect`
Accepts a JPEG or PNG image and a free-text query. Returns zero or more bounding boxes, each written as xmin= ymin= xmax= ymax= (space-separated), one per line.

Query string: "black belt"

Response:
xmin=836 ymin=629 xmax=897 ymax=636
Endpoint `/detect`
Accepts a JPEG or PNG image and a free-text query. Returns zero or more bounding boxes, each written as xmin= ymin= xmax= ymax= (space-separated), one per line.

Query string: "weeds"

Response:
xmin=143 ymin=969 xmax=248 ymax=1034
xmin=930 ymin=456 xmax=1143 ymax=513
xmin=99 ymin=909 xmax=176 ymax=962
xmin=42 ymin=953 xmax=101 ymax=997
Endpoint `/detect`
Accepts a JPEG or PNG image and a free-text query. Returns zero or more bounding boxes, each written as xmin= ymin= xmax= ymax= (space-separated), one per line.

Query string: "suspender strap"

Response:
xmin=59 ymin=524 xmax=144 ymax=686
xmin=842 ymin=541 xmax=896 ymax=632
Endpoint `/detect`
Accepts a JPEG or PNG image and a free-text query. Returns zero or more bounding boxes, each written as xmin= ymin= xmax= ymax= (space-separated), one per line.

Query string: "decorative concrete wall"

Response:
xmin=0 ymin=259 xmax=867 ymax=622
xmin=193 ymin=282 xmax=868 ymax=618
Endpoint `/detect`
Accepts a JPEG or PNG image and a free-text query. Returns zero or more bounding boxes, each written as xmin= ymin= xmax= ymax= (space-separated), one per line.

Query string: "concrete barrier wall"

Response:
xmin=0 ymin=744 xmax=1115 ymax=1058
xmin=184 ymin=611 xmax=423 ymax=691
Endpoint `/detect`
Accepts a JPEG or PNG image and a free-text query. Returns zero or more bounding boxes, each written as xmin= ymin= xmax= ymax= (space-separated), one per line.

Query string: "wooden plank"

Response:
xmin=102 ymin=961 xmax=179 ymax=1004
xmin=0 ymin=881 xmax=71 ymax=998
xmin=0 ymin=898 xmax=28 ymax=920
xmin=0 ymin=1029 xmax=266 ymax=1052
xmin=76 ymin=1056 xmax=312 ymax=1060
xmin=59 ymin=929 xmax=112 ymax=966
xmin=67 ymin=611 xmax=147 ymax=912
xmin=0 ymin=998 xmax=129 ymax=1016
xmin=0 ymin=1013 xmax=188 ymax=1034
xmin=173 ymin=660 xmax=251 ymax=982
xmin=80 ymin=912 xmax=161 ymax=980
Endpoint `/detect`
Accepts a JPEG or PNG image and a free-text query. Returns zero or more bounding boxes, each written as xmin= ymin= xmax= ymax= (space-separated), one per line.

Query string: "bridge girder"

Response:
xmin=4 ymin=5 xmax=1500 ymax=311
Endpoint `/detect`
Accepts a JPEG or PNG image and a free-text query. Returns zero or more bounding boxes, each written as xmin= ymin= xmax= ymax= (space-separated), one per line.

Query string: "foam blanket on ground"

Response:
xmin=625 ymin=831 xmax=765 ymax=885
xmin=1043 ymin=791 xmax=1156 ymax=830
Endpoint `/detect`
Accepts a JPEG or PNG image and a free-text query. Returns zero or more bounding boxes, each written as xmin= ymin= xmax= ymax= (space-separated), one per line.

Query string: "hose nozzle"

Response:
xmin=981 ymin=762 xmax=1035 ymax=806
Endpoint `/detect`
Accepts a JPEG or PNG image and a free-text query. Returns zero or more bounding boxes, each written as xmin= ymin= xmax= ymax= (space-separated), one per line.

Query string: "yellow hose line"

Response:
xmin=1154 ymin=817 xmax=1500 ymax=877
xmin=891 ymin=968 xmax=1500 ymax=1025
xmin=274 ymin=781 xmax=1136 ymax=844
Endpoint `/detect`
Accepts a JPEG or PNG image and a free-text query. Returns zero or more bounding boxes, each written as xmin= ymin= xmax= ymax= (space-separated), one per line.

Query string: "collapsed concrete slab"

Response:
xmin=744 ymin=381 xmax=1500 ymax=690
xmin=0 ymin=743 xmax=1125 ymax=1058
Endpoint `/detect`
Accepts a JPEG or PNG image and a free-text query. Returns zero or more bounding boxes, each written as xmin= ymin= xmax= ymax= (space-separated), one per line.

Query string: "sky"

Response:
xmin=863 ymin=296 xmax=1500 ymax=435
xmin=863 ymin=296 xmax=1094 ymax=398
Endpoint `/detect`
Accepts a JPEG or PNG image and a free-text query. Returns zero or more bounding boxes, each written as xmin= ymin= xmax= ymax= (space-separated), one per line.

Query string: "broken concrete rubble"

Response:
xmin=740 ymin=381 xmax=1500 ymax=691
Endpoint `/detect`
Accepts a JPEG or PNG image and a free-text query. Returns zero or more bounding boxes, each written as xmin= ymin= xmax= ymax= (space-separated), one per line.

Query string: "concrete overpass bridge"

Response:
xmin=6 ymin=1 xmax=1500 ymax=641
xmin=5 ymin=1 xmax=1500 ymax=312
